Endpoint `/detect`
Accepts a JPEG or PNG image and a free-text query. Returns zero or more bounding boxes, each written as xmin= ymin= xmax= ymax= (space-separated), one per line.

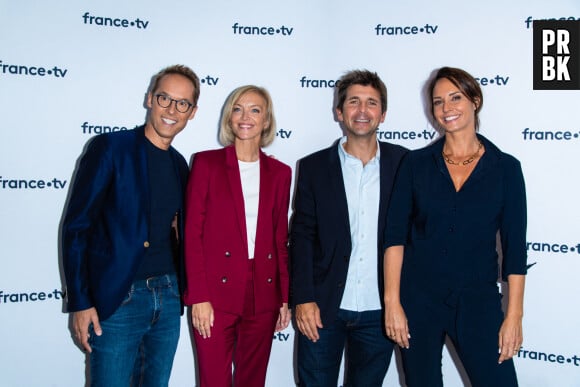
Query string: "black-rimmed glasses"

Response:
xmin=154 ymin=93 xmax=193 ymax=113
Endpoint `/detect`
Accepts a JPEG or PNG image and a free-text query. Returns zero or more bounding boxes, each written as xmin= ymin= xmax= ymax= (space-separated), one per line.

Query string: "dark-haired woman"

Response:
xmin=383 ymin=67 xmax=527 ymax=386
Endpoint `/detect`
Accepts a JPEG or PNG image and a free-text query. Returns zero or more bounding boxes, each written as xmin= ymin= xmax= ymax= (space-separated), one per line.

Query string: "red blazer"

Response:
xmin=183 ymin=145 xmax=291 ymax=315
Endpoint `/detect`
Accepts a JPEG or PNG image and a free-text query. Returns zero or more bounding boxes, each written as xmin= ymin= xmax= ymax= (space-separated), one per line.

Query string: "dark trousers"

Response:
xmin=297 ymin=308 xmax=394 ymax=387
xmin=400 ymin=282 xmax=518 ymax=387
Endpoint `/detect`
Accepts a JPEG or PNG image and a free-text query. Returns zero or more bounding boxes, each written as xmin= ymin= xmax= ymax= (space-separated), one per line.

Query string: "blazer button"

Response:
xmin=267 ymin=253 xmax=272 ymax=259
xmin=225 ymin=251 xmax=231 ymax=257
xmin=221 ymin=277 xmax=228 ymax=283
xmin=144 ymin=241 xmax=150 ymax=248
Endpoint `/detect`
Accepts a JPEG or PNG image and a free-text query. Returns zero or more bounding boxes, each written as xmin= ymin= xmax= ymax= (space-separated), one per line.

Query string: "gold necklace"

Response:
xmin=442 ymin=141 xmax=482 ymax=166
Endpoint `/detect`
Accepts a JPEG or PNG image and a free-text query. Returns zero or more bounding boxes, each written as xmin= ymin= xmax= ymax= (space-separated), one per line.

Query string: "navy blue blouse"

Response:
xmin=384 ymin=134 xmax=527 ymax=289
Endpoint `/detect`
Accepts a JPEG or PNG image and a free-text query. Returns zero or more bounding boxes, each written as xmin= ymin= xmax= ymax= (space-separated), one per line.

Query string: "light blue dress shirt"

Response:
xmin=337 ymin=136 xmax=382 ymax=312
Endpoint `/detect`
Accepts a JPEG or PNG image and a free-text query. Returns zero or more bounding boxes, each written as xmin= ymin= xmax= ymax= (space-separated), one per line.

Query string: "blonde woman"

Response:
xmin=184 ymin=85 xmax=291 ymax=387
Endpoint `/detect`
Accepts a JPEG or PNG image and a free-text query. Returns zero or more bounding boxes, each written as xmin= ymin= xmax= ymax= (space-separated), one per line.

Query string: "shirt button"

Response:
xmin=143 ymin=241 xmax=150 ymax=248
xmin=225 ymin=251 xmax=231 ymax=257
xmin=449 ymin=227 xmax=454 ymax=232
xmin=221 ymin=277 xmax=227 ymax=283
xmin=267 ymin=278 xmax=273 ymax=283
xmin=267 ymin=253 xmax=273 ymax=259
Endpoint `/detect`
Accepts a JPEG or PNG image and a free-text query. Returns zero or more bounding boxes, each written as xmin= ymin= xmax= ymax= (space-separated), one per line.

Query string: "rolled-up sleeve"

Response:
xmin=500 ymin=156 xmax=528 ymax=280
xmin=384 ymin=153 xmax=414 ymax=250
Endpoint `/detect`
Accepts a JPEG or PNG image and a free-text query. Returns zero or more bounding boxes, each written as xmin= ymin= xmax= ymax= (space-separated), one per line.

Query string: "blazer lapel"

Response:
xmin=377 ymin=142 xmax=393 ymax=233
xmin=328 ymin=146 xmax=351 ymax=245
xmin=254 ymin=151 xmax=275 ymax=252
xmin=135 ymin=128 xmax=151 ymax=209
xmin=225 ymin=146 xmax=249 ymax=258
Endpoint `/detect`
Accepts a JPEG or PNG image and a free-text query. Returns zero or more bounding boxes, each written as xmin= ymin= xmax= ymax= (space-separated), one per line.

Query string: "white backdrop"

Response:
xmin=1 ymin=0 xmax=579 ymax=386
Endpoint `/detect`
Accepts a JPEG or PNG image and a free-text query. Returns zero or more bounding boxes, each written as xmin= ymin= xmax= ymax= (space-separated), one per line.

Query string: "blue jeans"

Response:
xmin=297 ymin=309 xmax=394 ymax=387
xmin=88 ymin=274 xmax=181 ymax=387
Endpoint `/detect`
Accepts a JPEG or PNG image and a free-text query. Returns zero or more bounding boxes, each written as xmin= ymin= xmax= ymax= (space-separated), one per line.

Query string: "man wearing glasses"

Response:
xmin=62 ymin=64 xmax=199 ymax=386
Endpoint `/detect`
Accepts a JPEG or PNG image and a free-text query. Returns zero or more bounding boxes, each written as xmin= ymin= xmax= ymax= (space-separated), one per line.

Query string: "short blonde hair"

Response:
xmin=219 ymin=85 xmax=277 ymax=147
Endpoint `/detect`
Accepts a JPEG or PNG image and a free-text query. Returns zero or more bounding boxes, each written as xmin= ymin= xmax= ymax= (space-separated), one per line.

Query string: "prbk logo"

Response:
xmin=82 ymin=11 xmax=149 ymax=29
xmin=375 ymin=23 xmax=438 ymax=36
xmin=232 ymin=22 xmax=293 ymax=36
xmin=0 ymin=175 xmax=67 ymax=190
xmin=533 ymin=20 xmax=580 ymax=90
xmin=0 ymin=60 xmax=67 ymax=78
xmin=0 ymin=288 xmax=65 ymax=305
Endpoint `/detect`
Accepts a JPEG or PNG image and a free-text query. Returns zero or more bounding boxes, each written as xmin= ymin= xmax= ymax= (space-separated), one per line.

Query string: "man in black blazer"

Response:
xmin=62 ymin=65 xmax=199 ymax=386
xmin=290 ymin=70 xmax=408 ymax=386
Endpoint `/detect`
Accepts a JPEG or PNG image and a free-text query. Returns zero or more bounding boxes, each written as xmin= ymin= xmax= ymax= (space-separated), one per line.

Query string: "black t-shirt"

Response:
xmin=134 ymin=139 xmax=180 ymax=279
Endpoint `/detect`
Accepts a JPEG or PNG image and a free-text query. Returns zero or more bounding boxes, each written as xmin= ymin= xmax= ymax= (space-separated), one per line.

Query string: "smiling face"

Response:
xmin=229 ymin=91 xmax=269 ymax=146
xmin=432 ymin=78 xmax=479 ymax=135
xmin=145 ymin=73 xmax=197 ymax=150
xmin=336 ymin=84 xmax=386 ymax=139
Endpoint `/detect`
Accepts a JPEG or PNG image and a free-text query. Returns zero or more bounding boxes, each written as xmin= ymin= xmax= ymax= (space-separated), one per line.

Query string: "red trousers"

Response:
xmin=194 ymin=260 xmax=279 ymax=387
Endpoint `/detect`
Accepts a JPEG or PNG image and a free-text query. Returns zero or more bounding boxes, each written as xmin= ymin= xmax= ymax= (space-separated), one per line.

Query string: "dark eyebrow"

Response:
xmin=157 ymin=91 xmax=193 ymax=103
xmin=433 ymin=91 xmax=461 ymax=100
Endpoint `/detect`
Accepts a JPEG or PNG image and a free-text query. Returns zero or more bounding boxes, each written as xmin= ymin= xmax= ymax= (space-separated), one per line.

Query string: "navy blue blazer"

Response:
xmin=290 ymin=140 xmax=408 ymax=324
xmin=61 ymin=126 xmax=189 ymax=320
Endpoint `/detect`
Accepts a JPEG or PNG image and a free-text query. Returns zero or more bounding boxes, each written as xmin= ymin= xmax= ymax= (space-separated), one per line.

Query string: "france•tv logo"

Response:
xmin=533 ymin=20 xmax=580 ymax=90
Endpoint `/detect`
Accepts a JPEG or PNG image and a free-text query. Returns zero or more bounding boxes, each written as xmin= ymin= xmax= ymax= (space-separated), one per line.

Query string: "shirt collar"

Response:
xmin=338 ymin=136 xmax=381 ymax=165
